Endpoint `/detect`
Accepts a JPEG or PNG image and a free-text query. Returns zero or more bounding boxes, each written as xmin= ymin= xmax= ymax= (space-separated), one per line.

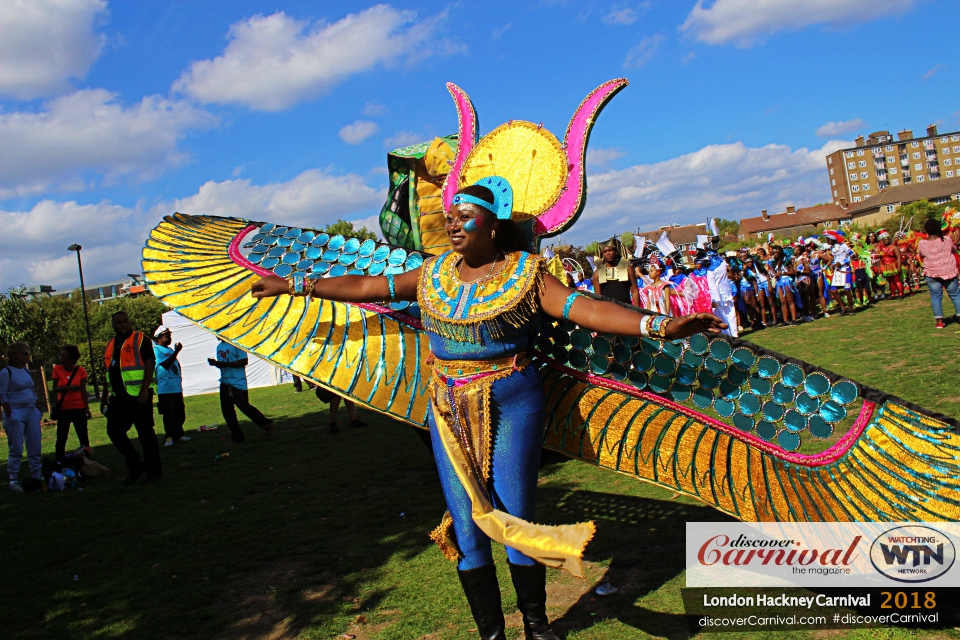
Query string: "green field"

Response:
xmin=1 ymin=292 xmax=957 ymax=639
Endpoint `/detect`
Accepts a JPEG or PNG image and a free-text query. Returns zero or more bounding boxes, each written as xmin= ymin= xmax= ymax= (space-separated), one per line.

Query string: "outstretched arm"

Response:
xmin=538 ymin=273 xmax=726 ymax=340
xmin=251 ymin=268 xmax=421 ymax=303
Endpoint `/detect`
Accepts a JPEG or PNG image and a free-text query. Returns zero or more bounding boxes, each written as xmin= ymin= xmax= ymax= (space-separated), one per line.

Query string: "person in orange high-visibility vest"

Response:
xmin=100 ymin=311 xmax=162 ymax=484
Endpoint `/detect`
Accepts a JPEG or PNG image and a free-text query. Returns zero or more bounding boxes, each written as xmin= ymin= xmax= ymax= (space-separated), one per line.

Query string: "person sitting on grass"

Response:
xmin=917 ymin=218 xmax=960 ymax=329
xmin=208 ymin=339 xmax=275 ymax=443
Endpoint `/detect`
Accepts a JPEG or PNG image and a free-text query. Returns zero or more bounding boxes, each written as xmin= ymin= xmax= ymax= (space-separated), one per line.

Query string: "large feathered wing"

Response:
xmin=143 ymin=214 xmax=960 ymax=523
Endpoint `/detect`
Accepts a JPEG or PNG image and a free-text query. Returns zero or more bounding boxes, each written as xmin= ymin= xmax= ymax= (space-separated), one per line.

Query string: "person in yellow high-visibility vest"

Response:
xmin=100 ymin=311 xmax=162 ymax=484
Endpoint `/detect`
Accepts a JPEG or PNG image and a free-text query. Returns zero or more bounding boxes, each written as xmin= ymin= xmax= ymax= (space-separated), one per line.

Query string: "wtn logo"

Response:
xmin=880 ymin=542 xmax=944 ymax=566
xmin=870 ymin=526 xmax=956 ymax=583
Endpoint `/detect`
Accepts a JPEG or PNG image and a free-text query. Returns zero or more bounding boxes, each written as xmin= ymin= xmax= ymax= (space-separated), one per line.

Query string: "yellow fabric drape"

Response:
xmin=428 ymin=358 xmax=595 ymax=578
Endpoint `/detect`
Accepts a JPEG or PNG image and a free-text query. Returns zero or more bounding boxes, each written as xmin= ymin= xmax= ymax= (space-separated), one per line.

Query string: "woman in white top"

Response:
xmin=0 ymin=342 xmax=43 ymax=492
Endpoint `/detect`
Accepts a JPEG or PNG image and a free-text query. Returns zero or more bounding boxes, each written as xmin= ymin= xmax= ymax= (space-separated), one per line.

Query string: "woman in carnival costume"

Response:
xmin=251 ymin=177 xmax=724 ymax=640
xmin=877 ymin=229 xmax=904 ymax=298
xmin=770 ymin=245 xmax=801 ymax=325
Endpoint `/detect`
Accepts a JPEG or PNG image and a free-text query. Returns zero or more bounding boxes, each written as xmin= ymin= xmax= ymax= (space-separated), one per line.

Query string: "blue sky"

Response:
xmin=2 ymin=0 xmax=958 ymax=289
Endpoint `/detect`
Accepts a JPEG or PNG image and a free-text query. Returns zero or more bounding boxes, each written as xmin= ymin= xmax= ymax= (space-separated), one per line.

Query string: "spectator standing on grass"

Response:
xmin=153 ymin=326 xmax=190 ymax=447
xmin=0 ymin=342 xmax=42 ymax=492
xmin=917 ymin=218 xmax=960 ymax=329
xmin=102 ymin=311 xmax=162 ymax=485
xmin=51 ymin=344 xmax=92 ymax=461
xmin=209 ymin=339 xmax=275 ymax=443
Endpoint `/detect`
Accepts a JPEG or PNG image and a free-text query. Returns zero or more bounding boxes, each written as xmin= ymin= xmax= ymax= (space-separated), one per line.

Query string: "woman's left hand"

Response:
xmin=665 ymin=312 xmax=727 ymax=339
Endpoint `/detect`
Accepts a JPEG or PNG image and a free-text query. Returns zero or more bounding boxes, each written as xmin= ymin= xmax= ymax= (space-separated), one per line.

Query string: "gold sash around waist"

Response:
xmin=428 ymin=354 xmax=595 ymax=577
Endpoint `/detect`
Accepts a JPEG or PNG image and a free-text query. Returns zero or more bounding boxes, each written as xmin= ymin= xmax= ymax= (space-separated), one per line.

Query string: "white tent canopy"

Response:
xmin=160 ymin=311 xmax=289 ymax=396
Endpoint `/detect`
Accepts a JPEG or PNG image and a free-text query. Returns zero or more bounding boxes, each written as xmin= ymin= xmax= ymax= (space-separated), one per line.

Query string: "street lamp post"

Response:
xmin=67 ymin=244 xmax=100 ymax=398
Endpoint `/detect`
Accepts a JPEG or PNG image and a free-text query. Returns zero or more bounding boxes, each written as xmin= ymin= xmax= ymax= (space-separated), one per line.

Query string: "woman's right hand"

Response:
xmin=251 ymin=275 xmax=289 ymax=299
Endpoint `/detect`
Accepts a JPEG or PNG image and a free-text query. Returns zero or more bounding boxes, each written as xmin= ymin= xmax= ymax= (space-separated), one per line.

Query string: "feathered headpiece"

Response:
xmin=877 ymin=229 xmax=890 ymax=241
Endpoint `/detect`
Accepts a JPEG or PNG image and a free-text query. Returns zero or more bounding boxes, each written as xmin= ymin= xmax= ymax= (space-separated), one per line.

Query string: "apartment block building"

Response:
xmin=825 ymin=125 xmax=960 ymax=206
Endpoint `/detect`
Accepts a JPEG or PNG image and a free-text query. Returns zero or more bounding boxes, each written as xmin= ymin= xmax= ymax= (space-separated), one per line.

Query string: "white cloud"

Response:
xmin=174 ymin=5 xmax=453 ymax=111
xmin=681 ymin=0 xmax=920 ymax=46
xmin=0 ymin=169 xmax=386 ymax=289
xmin=166 ymin=169 xmax=384 ymax=229
xmin=681 ymin=50 xmax=697 ymax=64
xmin=383 ymin=131 xmax=425 ymax=149
xmin=624 ymin=34 xmax=665 ymax=68
xmin=586 ymin=147 xmax=627 ymax=168
xmin=339 ymin=120 xmax=380 ymax=144
xmin=491 ymin=23 xmax=513 ymax=39
xmin=604 ymin=3 xmax=650 ymax=25
xmin=362 ymin=100 xmax=389 ymax=117
xmin=570 ymin=139 xmax=849 ymax=242
xmin=815 ymin=118 xmax=866 ymax=138
xmin=0 ymin=89 xmax=216 ymax=198
xmin=0 ymin=0 xmax=107 ymax=100
xmin=0 ymin=199 xmax=144 ymax=288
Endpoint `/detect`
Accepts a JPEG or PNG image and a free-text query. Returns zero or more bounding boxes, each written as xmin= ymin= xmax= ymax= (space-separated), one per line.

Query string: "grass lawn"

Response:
xmin=1 ymin=292 xmax=957 ymax=640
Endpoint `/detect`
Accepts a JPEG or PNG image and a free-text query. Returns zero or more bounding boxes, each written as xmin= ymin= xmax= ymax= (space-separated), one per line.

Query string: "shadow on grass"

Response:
xmin=536 ymin=452 xmax=735 ymax=639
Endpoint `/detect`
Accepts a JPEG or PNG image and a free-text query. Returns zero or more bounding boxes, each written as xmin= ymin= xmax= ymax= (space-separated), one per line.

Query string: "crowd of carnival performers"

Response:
xmin=554 ymin=206 xmax=960 ymax=333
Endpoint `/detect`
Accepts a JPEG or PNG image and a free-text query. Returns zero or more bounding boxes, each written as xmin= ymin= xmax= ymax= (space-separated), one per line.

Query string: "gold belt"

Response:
xmin=432 ymin=353 xmax=528 ymax=380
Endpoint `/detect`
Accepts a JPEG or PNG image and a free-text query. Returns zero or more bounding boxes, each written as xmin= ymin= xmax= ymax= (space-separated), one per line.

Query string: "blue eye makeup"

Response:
xmin=463 ymin=218 xmax=478 ymax=233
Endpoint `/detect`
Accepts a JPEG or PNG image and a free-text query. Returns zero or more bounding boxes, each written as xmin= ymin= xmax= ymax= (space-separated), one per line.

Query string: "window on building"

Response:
xmin=911 ymin=141 xmax=919 ymax=147
xmin=912 ymin=151 xmax=921 ymax=158
xmin=952 ymin=135 xmax=960 ymax=142
xmin=941 ymin=137 xmax=949 ymax=143
xmin=886 ymin=156 xmax=895 ymax=163
xmin=833 ymin=189 xmax=838 ymax=196
xmin=859 ymin=160 xmax=867 ymax=167
xmin=885 ymin=145 xmax=893 ymax=151
xmin=889 ymin=168 xmax=898 ymax=175
xmin=831 ymin=179 xmax=836 ymax=185
xmin=853 ymin=196 xmax=861 ymax=202
xmin=830 ymin=168 xmax=835 ymax=175
xmin=849 ymin=173 xmax=857 ymax=180
xmin=860 ymin=172 xmax=868 ymax=179
xmin=857 ymin=150 xmax=864 ymax=156
xmin=845 ymin=151 xmax=854 ymax=158
xmin=954 ymin=146 xmax=960 ymax=153
xmin=946 ymin=159 xmax=953 ymax=166
xmin=892 ymin=179 xmax=900 ymax=186
xmin=828 ymin=157 xmax=833 ymax=164
xmin=851 ymin=185 xmax=860 ymax=192
xmin=863 ymin=183 xmax=871 ymax=190
xmin=886 ymin=205 xmax=895 ymax=213
xmin=948 ymin=170 xmax=955 ymax=178
xmin=915 ymin=164 xmax=923 ymax=171
xmin=917 ymin=175 xmax=925 ymax=182
xmin=98 ymin=287 xmax=104 ymax=298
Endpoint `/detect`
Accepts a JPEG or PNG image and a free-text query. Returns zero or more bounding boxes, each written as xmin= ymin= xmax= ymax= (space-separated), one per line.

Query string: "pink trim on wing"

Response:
xmin=227 ymin=225 xmax=424 ymax=329
xmin=534 ymin=78 xmax=628 ymax=237
xmin=535 ymin=351 xmax=876 ymax=468
xmin=441 ymin=83 xmax=478 ymax=213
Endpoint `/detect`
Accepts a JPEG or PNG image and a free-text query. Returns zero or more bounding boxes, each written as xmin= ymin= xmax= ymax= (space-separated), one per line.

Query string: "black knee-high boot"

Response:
xmin=458 ymin=564 xmax=507 ymax=640
xmin=509 ymin=562 xmax=560 ymax=640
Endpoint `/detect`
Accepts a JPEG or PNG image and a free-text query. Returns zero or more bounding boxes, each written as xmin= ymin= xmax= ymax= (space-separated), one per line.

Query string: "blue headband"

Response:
xmin=451 ymin=175 xmax=514 ymax=220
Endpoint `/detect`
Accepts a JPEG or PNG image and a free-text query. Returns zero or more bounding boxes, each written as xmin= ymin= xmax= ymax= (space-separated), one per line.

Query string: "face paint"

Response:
xmin=463 ymin=218 xmax=479 ymax=233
